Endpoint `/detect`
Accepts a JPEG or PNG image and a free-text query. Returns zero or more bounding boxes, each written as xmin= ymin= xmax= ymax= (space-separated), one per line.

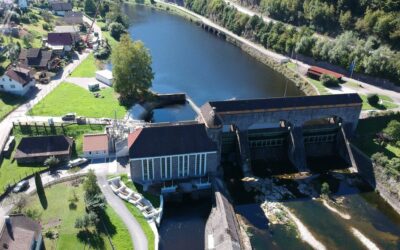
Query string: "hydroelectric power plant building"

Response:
xmin=128 ymin=93 xmax=362 ymax=188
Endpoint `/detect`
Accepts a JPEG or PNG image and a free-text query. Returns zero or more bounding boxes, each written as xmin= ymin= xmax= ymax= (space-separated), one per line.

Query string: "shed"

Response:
xmin=95 ymin=70 xmax=113 ymax=86
xmin=307 ymin=66 xmax=344 ymax=80
xmin=83 ymin=134 xmax=109 ymax=159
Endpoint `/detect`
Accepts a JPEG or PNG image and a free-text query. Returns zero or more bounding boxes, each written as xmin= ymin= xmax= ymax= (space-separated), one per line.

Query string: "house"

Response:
xmin=0 ymin=215 xmax=44 ymax=250
xmin=19 ymin=48 xmax=56 ymax=70
xmin=83 ymin=134 xmax=110 ymax=159
xmin=307 ymin=66 xmax=344 ymax=81
xmin=54 ymin=25 xmax=81 ymax=42
xmin=63 ymin=11 xmax=83 ymax=25
xmin=47 ymin=32 xmax=74 ymax=52
xmin=128 ymin=123 xmax=218 ymax=185
xmin=14 ymin=135 xmax=74 ymax=164
xmin=0 ymin=65 xmax=35 ymax=96
xmin=95 ymin=70 xmax=113 ymax=86
xmin=50 ymin=1 xmax=73 ymax=16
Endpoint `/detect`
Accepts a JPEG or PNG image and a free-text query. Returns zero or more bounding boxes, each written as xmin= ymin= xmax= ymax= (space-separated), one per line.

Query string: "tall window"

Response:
xmin=161 ymin=157 xmax=172 ymax=180
xmin=178 ymin=156 xmax=184 ymax=177
xmin=142 ymin=159 xmax=154 ymax=181
xmin=195 ymin=154 xmax=207 ymax=176
xmin=183 ymin=155 xmax=189 ymax=177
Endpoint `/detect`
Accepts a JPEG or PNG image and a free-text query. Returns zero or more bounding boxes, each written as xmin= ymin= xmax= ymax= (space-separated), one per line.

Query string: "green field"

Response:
xmin=0 ymin=92 xmax=26 ymax=121
xmin=353 ymin=113 xmax=400 ymax=158
xmin=359 ymin=95 xmax=398 ymax=111
xmin=30 ymin=83 xmax=127 ymax=118
xmin=70 ymin=53 xmax=99 ymax=78
xmin=0 ymin=124 xmax=104 ymax=193
xmin=23 ymin=180 xmax=133 ymax=250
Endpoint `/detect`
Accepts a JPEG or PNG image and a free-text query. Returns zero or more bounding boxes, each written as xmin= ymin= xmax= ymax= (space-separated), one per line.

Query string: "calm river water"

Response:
xmin=124 ymin=4 xmax=400 ymax=250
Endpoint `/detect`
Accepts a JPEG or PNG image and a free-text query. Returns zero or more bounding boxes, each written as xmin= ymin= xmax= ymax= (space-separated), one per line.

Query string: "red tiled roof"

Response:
xmin=307 ymin=66 xmax=344 ymax=79
xmin=83 ymin=134 xmax=109 ymax=152
xmin=5 ymin=66 xmax=33 ymax=86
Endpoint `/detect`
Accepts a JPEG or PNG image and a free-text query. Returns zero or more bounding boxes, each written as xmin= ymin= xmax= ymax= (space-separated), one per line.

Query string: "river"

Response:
xmin=123 ymin=4 xmax=400 ymax=250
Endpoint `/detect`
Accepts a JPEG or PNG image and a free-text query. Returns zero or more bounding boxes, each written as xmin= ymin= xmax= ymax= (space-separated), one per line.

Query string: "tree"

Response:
xmin=112 ymin=34 xmax=154 ymax=105
xmin=75 ymin=212 xmax=99 ymax=231
xmin=13 ymin=193 xmax=28 ymax=212
xmin=367 ymin=93 xmax=380 ymax=106
xmin=321 ymin=182 xmax=331 ymax=198
xmin=108 ymin=22 xmax=126 ymax=40
xmin=83 ymin=170 xmax=106 ymax=212
xmin=383 ymin=120 xmax=400 ymax=142
xmin=339 ymin=10 xmax=353 ymax=31
xmin=84 ymin=0 xmax=96 ymax=16
xmin=320 ymin=74 xmax=339 ymax=87
xmin=44 ymin=156 xmax=60 ymax=168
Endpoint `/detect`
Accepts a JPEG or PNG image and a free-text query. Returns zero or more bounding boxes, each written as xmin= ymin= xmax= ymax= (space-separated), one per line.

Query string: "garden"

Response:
xmin=29 ymin=82 xmax=127 ymax=119
xmin=14 ymin=174 xmax=132 ymax=249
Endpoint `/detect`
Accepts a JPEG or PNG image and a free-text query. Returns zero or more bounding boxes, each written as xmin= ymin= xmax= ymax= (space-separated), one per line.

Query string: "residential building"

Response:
xmin=0 ymin=215 xmax=44 ymax=250
xmin=14 ymin=135 xmax=74 ymax=164
xmin=47 ymin=32 xmax=74 ymax=52
xmin=0 ymin=65 xmax=35 ymax=96
xmin=83 ymin=134 xmax=110 ymax=159
xmin=128 ymin=123 xmax=218 ymax=185
xmin=63 ymin=11 xmax=83 ymax=25
xmin=19 ymin=48 xmax=57 ymax=70
xmin=50 ymin=1 xmax=73 ymax=16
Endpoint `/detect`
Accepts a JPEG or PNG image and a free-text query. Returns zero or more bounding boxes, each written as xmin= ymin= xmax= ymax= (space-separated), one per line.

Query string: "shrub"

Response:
xmin=109 ymin=22 xmax=126 ymax=40
xmin=383 ymin=120 xmax=400 ymax=142
xmin=320 ymin=182 xmax=331 ymax=198
xmin=42 ymin=23 xmax=52 ymax=31
xmin=44 ymin=156 xmax=60 ymax=168
xmin=367 ymin=93 xmax=380 ymax=106
xmin=320 ymin=74 xmax=340 ymax=87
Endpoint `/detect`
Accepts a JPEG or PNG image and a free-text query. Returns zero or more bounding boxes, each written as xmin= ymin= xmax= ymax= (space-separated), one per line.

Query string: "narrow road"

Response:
xmin=97 ymin=174 xmax=148 ymax=250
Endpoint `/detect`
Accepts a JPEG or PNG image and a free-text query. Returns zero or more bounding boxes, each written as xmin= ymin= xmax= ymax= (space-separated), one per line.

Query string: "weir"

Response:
xmin=199 ymin=94 xmax=363 ymax=174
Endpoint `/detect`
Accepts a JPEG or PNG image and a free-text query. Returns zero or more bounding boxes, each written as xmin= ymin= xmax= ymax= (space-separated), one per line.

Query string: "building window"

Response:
xmin=195 ymin=154 xmax=207 ymax=176
xmin=161 ymin=157 xmax=172 ymax=180
xmin=10 ymin=85 xmax=15 ymax=89
xmin=183 ymin=155 xmax=189 ymax=177
xmin=0 ymin=85 xmax=3 ymax=89
xmin=178 ymin=156 xmax=184 ymax=177
xmin=142 ymin=159 xmax=154 ymax=181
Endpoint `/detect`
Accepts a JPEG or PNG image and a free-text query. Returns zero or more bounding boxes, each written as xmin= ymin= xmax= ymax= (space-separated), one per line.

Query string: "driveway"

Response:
xmin=97 ymin=174 xmax=148 ymax=250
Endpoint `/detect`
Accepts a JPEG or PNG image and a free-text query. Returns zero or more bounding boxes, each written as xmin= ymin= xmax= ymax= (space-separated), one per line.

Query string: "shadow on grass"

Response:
xmin=97 ymin=209 xmax=117 ymax=237
xmin=38 ymin=189 xmax=48 ymax=210
xmin=77 ymin=229 xmax=106 ymax=249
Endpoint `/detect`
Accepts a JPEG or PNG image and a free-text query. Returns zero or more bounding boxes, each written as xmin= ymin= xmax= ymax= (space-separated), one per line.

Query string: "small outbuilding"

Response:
xmin=95 ymin=69 xmax=113 ymax=86
xmin=14 ymin=135 xmax=74 ymax=164
xmin=83 ymin=134 xmax=110 ymax=159
xmin=307 ymin=66 xmax=344 ymax=81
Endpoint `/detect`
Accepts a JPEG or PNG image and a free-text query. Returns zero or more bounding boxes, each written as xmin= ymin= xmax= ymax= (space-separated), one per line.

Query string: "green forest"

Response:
xmin=184 ymin=0 xmax=400 ymax=84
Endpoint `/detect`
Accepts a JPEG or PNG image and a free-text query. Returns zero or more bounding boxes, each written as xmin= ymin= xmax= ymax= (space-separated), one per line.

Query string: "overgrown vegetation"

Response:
xmin=184 ymin=0 xmax=400 ymax=85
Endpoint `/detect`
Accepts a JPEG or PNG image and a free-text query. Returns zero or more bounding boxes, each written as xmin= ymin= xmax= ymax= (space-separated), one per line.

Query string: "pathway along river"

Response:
xmin=123 ymin=4 xmax=400 ymax=250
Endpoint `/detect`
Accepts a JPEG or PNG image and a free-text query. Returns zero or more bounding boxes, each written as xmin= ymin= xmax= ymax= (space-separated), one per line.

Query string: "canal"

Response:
xmin=123 ymin=4 xmax=400 ymax=250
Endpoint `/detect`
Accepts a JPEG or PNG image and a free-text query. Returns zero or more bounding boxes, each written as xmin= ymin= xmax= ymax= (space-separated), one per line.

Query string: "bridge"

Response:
xmin=198 ymin=94 xmax=363 ymax=174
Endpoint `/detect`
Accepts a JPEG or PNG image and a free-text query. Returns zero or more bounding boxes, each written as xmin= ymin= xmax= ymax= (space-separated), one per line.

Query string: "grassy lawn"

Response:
xmin=359 ymin=95 xmax=398 ymax=111
xmin=124 ymin=200 xmax=155 ymax=250
xmin=29 ymin=82 xmax=127 ymax=118
xmin=285 ymin=62 xmax=329 ymax=95
xmin=22 ymin=180 xmax=133 ymax=250
xmin=353 ymin=113 xmax=400 ymax=158
xmin=0 ymin=92 xmax=26 ymax=121
xmin=0 ymin=124 xmax=104 ymax=192
xmin=70 ymin=53 xmax=99 ymax=77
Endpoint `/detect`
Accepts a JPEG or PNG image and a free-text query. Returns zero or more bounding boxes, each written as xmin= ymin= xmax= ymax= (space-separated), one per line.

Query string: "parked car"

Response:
xmin=68 ymin=158 xmax=88 ymax=168
xmin=62 ymin=113 xmax=76 ymax=121
xmin=76 ymin=116 xmax=86 ymax=124
xmin=12 ymin=180 xmax=29 ymax=193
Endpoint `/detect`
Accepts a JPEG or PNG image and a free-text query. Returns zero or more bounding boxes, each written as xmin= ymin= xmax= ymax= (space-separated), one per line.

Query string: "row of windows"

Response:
xmin=0 ymin=84 xmax=15 ymax=89
xmin=304 ymin=134 xmax=336 ymax=144
xmin=141 ymin=154 xmax=208 ymax=181
xmin=249 ymin=139 xmax=285 ymax=148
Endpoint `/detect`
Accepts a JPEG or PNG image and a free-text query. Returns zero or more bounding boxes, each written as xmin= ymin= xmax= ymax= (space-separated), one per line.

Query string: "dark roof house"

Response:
xmin=47 ymin=32 xmax=74 ymax=46
xmin=4 ymin=66 xmax=33 ymax=86
xmin=0 ymin=214 xmax=43 ymax=250
xmin=19 ymin=48 xmax=54 ymax=68
xmin=128 ymin=123 xmax=217 ymax=158
xmin=50 ymin=1 xmax=72 ymax=11
xmin=15 ymin=135 xmax=73 ymax=163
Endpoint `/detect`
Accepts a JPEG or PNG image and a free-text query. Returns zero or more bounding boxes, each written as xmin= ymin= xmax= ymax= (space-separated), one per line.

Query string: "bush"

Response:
xmin=44 ymin=156 xmax=60 ymax=168
xmin=367 ymin=93 xmax=380 ymax=106
xmin=321 ymin=182 xmax=331 ymax=198
xmin=42 ymin=23 xmax=52 ymax=31
xmin=320 ymin=74 xmax=340 ymax=87
xmin=109 ymin=22 xmax=126 ymax=40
